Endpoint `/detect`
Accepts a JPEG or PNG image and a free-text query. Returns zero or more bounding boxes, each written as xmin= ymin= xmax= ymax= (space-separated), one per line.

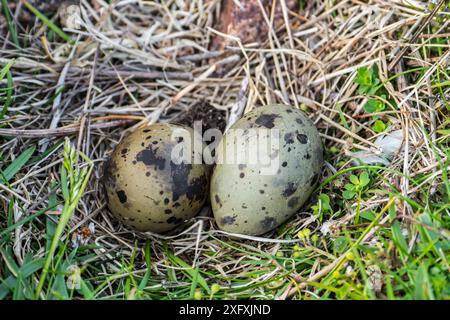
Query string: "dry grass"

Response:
xmin=0 ymin=0 xmax=449 ymax=299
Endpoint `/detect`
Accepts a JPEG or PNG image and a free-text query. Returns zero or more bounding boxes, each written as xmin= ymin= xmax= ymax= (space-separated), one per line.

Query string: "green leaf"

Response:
xmin=354 ymin=67 xmax=372 ymax=87
xmin=359 ymin=172 xmax=370 ymax=187
xmin=354 ymin=66 xmax=380 ymax=95
xmin=318 ymin=194 xmax=331 ymax=211
xmin=333 ymin=237 xmax=348 ymax=254
xmin=344 ymin=183 xmax=355 ymax=191
xmin=364 ymin=99 xmax=385 ymax=113
xmin=343 ymin=190 xmax=356 ymax=200
xmin=350 ymin=175 xmax=359 ymax=185
xmin=360 ymin=210 xmax=375 ymax=221
xmin=372 ymin=120 xmax=387 ymax=133
xmin=0 ymin=146 xmax=35 ymax=183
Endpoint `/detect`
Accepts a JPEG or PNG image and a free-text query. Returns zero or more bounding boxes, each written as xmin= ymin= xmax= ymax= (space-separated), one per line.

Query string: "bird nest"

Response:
xmin=0 ymin=0 xmax=448 ymax=299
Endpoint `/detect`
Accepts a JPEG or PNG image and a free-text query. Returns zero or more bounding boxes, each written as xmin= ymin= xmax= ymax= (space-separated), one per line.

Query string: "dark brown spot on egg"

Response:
xmin=255 ymin=113 xmax=280 ymax=129
xmin=167 ymin=216 xmax=178 ymax=224
xmin=173 ymin=202 xmax=181 ymax=208
xmin=164 ymin=198 xmax=170 ymax=205
xmin=165 ymin=209 xmax=172 ymax=214
xmin=170 ymin=162 xmax=208 ymax=203
xmin=284 ymin=133 xmax=295 ymax=144
xmin=215 ymin=194 xmax=223 ymax=207
xmin=260 ymin=217 xmax=277 ymax=232
xmin=121 ymin=148 xmax=128 ymax=155
xmin=259 ymin=190 xmax=265 ymax=194
xmin=295 ymin=118 xmax=303 ymax=125
xmin=297 ymin=133 xmax=308 ymax=144
xmin=136 ymin=147 xmax=166 ymax=170
xmin=221 ymin=216 xmax=235 ymax=225
xmin=282 ymin=161 xmax=287 ymax=167
xmin=116 ymin=190 xmax=127 ymax=204
xmin=239 ymin=172 xmax=245 ymax=178
xmin=305 ymin=153 xmax=311 ymax=160
xmin=282 ymin=182 xmax=298 ymax=197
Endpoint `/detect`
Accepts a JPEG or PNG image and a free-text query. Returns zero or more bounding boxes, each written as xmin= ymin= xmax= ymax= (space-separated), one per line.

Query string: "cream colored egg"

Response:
xmin=210 ymin=105 xmax=323 ymax=236
xmin=103 ymin=123 xmax=209 ymax=233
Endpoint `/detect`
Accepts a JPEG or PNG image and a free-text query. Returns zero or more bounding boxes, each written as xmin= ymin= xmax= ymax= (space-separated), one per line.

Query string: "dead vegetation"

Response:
xmin=0 ymin=0 xmax=449 ymax=299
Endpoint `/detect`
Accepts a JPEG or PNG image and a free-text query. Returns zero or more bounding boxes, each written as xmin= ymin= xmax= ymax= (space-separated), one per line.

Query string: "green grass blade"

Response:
xmin=20 ymin=258 xmax=45 ymax=278
xmin=21 ymin=0 xmax=72 ymax=43
xmin=35 ymin=139 xmax=93 ymax=298
xmin=1 ymin=0 xmax=20 ymax=47
xmin=391 ymin=221 xmax=409 ymax=256
xmin=0 ymin=206 xmax=54 ymax=239
xmin=0 ymin=59 xmax=14 ymax=80
xmin=166 ymin=250 xmax=210 ymax=294
xmin=0 ymin=146 xmax=35 ymax=183
xmin=189 ymin=267 xmax=200 ymax=299
xmin=0 ymin=69 xmax=13 ymax=121
xmin=137 ymin=241 xmax=152 ymax=293
xmin=0 ymin=276 xmax=16 ymax=299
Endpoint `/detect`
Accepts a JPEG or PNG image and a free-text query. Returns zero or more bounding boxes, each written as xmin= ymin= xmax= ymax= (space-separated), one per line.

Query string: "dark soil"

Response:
xmin=173 ymin=100 xmax=227 ymax=134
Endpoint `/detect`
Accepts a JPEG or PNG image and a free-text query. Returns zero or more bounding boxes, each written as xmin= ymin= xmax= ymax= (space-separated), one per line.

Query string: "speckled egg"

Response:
xmin=103 ymin=123 xmax=210 ymax=233
xmin=210 ymin=104 xmax=323 ymax=236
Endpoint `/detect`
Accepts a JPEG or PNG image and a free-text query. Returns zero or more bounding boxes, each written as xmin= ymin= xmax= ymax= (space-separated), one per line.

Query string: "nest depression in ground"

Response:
xmin=0 ymin=0 xmax=449 ymax=299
